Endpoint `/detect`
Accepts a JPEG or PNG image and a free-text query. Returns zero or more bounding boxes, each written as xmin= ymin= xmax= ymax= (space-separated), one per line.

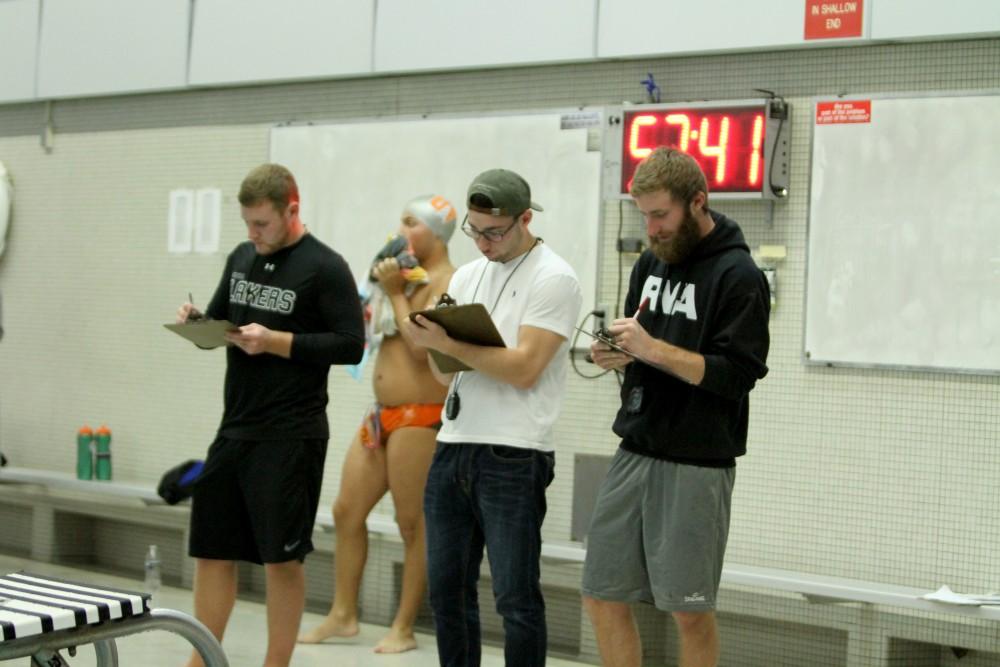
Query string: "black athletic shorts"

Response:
xmin=188 ymin=436 xmax=328 ymax=564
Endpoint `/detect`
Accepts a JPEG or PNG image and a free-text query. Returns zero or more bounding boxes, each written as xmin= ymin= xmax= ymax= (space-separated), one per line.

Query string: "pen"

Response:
xmin=633 ymin=297 xmax=650 ymax=319
xmin=187 ymin=292 xmax=203 ymax=322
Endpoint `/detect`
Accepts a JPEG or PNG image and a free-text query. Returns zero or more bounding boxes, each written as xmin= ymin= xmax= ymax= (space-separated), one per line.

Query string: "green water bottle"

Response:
xmin=76 ymin=425 xmax=94 ymax=480
xmin=95 ymin=424 xmax=112 ymax=481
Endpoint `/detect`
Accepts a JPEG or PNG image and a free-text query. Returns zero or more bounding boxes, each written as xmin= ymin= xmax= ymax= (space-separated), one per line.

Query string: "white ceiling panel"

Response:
xmin=598 ymin=0 xmax=821 ymax=58
xmin=189 ymin=0 xmax=374 ymax=86
xmin=872 ymin=0 xmax=1000 ymax=40
xmin=375 ymin=0 xmax=596 ymax=73
xmin=0 ymin=0 xmax=40 ymax=102
xmin=37 ymin=0 xmax=191 ymax=99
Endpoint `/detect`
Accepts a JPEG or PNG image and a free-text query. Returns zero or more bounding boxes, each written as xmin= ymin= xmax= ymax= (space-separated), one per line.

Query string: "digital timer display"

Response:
xmin=607 ymin=99 xmax=790 ymax=200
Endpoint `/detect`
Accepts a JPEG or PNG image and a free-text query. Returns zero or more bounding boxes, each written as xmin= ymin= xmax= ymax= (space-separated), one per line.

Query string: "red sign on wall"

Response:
xmin=805 ymin=0 xmax=864 ymax=40
xmin=816 ymin=100 xmax=872 ymax=124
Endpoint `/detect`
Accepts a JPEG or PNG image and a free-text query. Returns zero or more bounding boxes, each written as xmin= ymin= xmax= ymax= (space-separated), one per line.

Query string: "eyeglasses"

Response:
xmin=461 ymin=215 xmax=519 ymax=242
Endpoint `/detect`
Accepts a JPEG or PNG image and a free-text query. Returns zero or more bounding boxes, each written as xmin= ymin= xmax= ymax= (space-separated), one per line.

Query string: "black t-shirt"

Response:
xmin=206 ymin=234 xmax=364 ymax=440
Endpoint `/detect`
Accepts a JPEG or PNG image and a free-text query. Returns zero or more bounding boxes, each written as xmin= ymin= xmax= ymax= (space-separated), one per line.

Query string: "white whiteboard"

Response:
xmin=805 ymin=93 xmax=1000 ymax=374
xmin=269 ymin=112 xmax=603 ymax=312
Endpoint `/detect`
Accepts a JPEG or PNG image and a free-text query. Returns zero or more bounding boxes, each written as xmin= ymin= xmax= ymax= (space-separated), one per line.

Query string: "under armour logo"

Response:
xmin=264 ymin=263 xmax=276 ymax=272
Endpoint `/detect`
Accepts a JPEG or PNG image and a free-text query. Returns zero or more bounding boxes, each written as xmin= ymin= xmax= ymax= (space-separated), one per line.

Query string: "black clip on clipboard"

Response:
xmin=408 ymin=293 xmax=506 ymax=373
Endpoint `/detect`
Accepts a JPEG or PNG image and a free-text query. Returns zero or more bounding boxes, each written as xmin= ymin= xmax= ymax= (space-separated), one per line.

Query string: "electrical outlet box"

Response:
xmin=593 ymin=303 xmax=610 ymax=333
xmin=617 ymin=238 xmax=645 ymax=253
xmin=762 ymin=267 xmax=777 ymax=307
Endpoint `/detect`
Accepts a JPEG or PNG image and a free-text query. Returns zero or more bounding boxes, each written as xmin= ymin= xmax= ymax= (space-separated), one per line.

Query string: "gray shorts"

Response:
xmin=581 ymin=448 xmax=735 ymax=612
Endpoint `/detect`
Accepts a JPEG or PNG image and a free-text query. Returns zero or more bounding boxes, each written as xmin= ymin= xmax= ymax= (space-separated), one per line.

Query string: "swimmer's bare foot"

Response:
xmin=373 ymin=628 xmax=417 ymax=654
xmin=297 ymin=615 xmax=360 ymax=644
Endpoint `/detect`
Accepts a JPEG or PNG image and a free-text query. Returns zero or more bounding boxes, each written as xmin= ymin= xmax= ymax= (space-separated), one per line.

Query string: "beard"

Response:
xmin=649 ymin=210 xmax=701 ymax=264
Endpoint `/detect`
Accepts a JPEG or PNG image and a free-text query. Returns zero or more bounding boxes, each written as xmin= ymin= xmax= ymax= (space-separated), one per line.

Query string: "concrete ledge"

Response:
xmin=0 ymin=467 xmax=162 ymax=505
xmin=4 ymin=466 xmax=997 ymax=623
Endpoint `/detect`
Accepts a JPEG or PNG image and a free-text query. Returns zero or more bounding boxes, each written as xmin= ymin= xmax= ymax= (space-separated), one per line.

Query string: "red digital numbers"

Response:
xmin=622 ymin=106 xmax=767 ymax=194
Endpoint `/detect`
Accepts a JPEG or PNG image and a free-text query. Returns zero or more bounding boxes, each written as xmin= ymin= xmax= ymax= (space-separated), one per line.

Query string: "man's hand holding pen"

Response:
xmin=177 ymin=292 xmax=204 ymax=324
xmin=176 ymin=303 xmax=202 ymax=324
xmin=589 ymin=297 xmax=651 ymax=371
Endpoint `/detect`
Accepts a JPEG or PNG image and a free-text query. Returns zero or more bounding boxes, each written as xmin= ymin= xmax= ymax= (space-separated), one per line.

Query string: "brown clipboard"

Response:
xmin=164 ymin=319 xmax=238 ymax=349
xmin=409 ymin=303 xmax=506 ymax=373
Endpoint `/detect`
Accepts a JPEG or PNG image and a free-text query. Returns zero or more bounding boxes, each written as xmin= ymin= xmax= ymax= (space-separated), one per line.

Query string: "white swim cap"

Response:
xmin=403 ymin=195 xmax=457 ymax=243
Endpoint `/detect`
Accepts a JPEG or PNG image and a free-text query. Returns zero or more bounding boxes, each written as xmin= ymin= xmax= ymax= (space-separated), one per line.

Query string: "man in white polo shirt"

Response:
xmin=408 ymin=168 xmax=582 ymax=667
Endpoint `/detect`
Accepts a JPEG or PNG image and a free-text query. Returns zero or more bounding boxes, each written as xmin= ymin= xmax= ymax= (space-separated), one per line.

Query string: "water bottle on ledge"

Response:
xmin=76 ymin=425 xmax=94 ymax=480
xmin=94 ymin=424 xmax=112 ymax=481
xmin=144 ymin=544 xmax=161 ymax=609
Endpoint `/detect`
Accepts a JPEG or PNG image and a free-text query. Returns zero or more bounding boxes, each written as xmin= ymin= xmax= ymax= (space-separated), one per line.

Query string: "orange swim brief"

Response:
xmin=359 ymin=403 xmax=444 ymax=449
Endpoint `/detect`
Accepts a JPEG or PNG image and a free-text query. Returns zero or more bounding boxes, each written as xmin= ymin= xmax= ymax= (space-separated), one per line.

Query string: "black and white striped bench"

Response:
xmin=0 ymin=572 xmax=227 ymax=666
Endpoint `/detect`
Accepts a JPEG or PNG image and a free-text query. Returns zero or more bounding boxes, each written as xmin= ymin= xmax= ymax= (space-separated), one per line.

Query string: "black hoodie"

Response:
xmin=614 ymin=210 xmax=770 ymax=465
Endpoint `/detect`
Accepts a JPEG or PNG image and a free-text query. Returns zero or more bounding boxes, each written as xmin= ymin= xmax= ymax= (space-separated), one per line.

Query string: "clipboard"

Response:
xmin=164 ymin=319 xmax=238 ymax=349
xmin=409 ymin=303 xmax=505 ymax=373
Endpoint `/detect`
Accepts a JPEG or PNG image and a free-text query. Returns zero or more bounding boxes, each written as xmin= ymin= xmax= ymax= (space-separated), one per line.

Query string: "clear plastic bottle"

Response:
xmin=143 ymin=544 xmax=161 ymax=609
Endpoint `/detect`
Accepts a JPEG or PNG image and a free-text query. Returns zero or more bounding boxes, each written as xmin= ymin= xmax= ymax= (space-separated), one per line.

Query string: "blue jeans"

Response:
xmin=424 ymin=442 xmax=555 ymax=667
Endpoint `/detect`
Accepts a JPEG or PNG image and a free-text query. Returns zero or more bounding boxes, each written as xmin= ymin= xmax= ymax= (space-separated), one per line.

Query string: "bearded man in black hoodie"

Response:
xmin=581 ymin=147 xmax=770 ymax=667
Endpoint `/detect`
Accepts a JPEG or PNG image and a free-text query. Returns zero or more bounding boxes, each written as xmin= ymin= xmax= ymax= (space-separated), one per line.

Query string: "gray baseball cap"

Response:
xmin=467 ymin=168 xmax=543 ymax=217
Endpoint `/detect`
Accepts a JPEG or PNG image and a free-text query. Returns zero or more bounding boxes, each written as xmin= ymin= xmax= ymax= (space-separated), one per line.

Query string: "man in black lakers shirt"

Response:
xmin=176 ymin=163 xmax=364 ymax=667
xmin=582 ymin=148 xmax=770 ymax=667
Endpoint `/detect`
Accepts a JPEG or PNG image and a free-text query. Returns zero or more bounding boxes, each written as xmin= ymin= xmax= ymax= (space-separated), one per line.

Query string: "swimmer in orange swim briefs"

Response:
xmin=359 ymin=403 xmax=443 ymax=450
xmin=299 ymin=195 xmax=457 ymax=654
